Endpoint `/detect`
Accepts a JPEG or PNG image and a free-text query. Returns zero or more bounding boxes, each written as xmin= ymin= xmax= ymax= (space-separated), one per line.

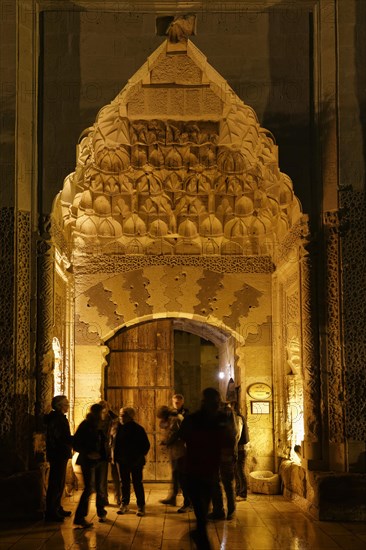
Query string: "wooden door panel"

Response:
xmin=156 ymin=352 xmax=172 ymax=386
xmin=109 ymin=352 xmax=138 ymax=386
xmin=108 ymin=325 xmax=139 ymax=350
xmin=137 ymin=389 xmax=156 ymax=431
xmin=138 ymin=322 xmax=158 ymax=350
xmin=106 ymin=320 xmax=174 ymax=480
xmin=137 ymin=353 xmax=157 ymax=386
xmin=156 ymin=319 xmax=173 ymax=350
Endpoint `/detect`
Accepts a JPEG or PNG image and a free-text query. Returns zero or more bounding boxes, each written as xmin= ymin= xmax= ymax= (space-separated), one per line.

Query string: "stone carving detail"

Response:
xmin=167 ymin=15 xmax=196 ymax=43
xmin=0 ymin=208 xmax=15 ymax=438
xmin=300 ymin=241 xmax=322 ymax=452
xmin=323 ymin=210 xmax=345 ymax=444
xmin=52 ymin=38 xmax=303 ymax=262
xmin=286 ymin=337 xmax=301 ymax=376
xmin=15 ymin=211 xmax=32 ymax=455
xmin=74 ymin=254 xmax=274 ymax=275
xmin=339 ymin=190 xmax=366 ymax=441
xmin=37 ymin=237 xmax=55 ymax=416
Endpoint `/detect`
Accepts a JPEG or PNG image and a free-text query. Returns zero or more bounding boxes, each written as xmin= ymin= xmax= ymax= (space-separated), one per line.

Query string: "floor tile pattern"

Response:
xmin=0 ymin=484 xmax=365 ymax=549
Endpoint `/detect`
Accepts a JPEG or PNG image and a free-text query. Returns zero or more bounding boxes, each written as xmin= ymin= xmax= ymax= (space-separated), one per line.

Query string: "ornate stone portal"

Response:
xmin=53 ymin=37 xmax=302 ymax=259
xmin=51 ymin=22 xmax=314 ymax=476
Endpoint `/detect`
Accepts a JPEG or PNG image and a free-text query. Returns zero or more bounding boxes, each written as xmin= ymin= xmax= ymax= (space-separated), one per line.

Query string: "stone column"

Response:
xmin=36 ymin=229 xmax=55 ymax=421
xmin=323 ymin=211 xmax=346 ymax=470
xmin=14 ymin=211 xmax=33 ymax=461
xmin=300 ymin=239 xmax=323 ymax=468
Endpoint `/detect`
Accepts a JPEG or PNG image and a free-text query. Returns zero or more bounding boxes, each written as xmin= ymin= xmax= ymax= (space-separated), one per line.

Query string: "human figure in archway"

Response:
xmin=160 ymin=393 xmax=189 ymax=507
xmin=157 ymin=405 xmax=192 ymax=513
xmin=73 ymin=404 xmax=108 ymax=528
xmin=112 ymin=407 xmax=150 ymax=517
xmin=44 ymin=395 xmax=73 ymax=522
xmin=99 ymin=400 xmax=121 ymax=506
xmin=180 ymin=388 xmax=235 ymax=550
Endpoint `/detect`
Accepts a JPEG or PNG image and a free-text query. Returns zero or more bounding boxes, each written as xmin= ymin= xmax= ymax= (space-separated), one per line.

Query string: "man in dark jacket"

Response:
xmin=112 ymin=407 xmax=150 ymax=517
xmin=99 ymin=400 xmax=121 ymax=505
xmin=44 ymin=395 xmax=73 ymax=522
xmin=160 ymin=393 xmax=189 ymax=506
xmin=73 ymin=403 xmax=108 ymax=528
xmin=180 ymin=388 xmax=236 ymax=550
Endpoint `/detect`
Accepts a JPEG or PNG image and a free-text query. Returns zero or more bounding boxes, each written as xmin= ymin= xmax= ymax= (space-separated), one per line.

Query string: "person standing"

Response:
xmin=160 ymin=393 xmax=189 ymax=506
xmin=172 ymin=393 xmax=189 ymax=418
xmin=209 ymin=401 xmax=238 ymax=521
xmin=112 ymin=407 xmax=150 ymax=517
xmin=99 ymin=400 xmax=121 ymax=506
xmin=44 ymin=395 xmax=73 ymax=522
xmin=157 ymin=406 xmax=191 ymax=513
xmin=180 ymin=388 xmax=235 ymax=550
xmin=73 ymin=403 xmax=108 ymax=528
xmin=233 ymin=401 xmax=249 ymax=500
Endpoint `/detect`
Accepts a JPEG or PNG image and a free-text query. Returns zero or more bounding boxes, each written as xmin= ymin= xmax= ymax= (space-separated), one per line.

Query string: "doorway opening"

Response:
xmin=174 ymin=330 xmax=219 ymax=413
xmin=104 ymin=317 xmax=234 ymax=481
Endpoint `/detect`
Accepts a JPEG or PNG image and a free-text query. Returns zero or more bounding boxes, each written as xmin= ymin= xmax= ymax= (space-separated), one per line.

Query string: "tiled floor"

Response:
xmin=0 ymin=484 xmax=365 ymax=549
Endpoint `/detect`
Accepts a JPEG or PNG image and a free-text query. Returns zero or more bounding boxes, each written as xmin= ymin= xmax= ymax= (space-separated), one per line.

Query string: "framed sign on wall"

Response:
xmin=251 ymin=401 xmax=270 ymax=414
xmin=247 ymin=383 xmax=272 ymax=400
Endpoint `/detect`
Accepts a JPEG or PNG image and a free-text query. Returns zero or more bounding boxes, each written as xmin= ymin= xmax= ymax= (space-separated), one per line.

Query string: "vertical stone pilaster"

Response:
xmin=15 ymin=211 xmax=32 ymax=461
xmin=300 ymin=241 xmax=323 ymax=468
xmin=339 ymin=188 xmax=366 ymax=471
xmin=323 ymin=210 xmax=346 ymax=470
xmin=36 ymin=233 xmax=54 ymax=420
xmin=0 ymin=208 xmax=33 ymax=466
xmin=0 ymin=208 xmax=15 ymax=441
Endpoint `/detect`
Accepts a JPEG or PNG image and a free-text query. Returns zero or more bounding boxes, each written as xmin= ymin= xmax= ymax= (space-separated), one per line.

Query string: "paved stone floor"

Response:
xmin=0 ymin=484 xmax=365 ymax=549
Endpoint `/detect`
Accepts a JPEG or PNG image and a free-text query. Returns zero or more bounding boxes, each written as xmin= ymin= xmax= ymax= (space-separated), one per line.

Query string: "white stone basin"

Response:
xmin=249 ymin=470 xmax=281 ymax=495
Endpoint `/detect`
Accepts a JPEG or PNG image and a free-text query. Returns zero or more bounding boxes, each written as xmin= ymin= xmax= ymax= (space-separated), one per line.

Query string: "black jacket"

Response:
xmin=113 ymin=421 xmax=150 ymax=466
xmin=45 ymin=410 xmax=72 ymax=461
xmin=73 ymin=417 xmax=107 ymax=466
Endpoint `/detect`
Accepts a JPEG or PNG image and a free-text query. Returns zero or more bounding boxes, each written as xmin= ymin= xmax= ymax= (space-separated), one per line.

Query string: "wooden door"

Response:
xmin=105 ymin=319 xmax=174 ymax=480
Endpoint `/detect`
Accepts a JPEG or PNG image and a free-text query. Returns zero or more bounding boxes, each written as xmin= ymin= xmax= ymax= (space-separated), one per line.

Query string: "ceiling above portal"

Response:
xmin=53 ymin=35 xmax=303 ymax=259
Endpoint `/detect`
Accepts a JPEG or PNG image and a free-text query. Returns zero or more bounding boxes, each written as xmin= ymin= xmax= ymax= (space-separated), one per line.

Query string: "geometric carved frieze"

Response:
xmin=73 ymin=253 xmax=275 ymax=275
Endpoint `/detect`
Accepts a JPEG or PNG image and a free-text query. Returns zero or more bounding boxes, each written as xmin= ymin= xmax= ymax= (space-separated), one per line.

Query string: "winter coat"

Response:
xmin=73 ymin=416 xmax=107 ymax=466
xmin=159 ymin=413 xmax=186 ymax=460
xmin=45 ymin=410 xmax=72 ymax=462
xmin=180 ymin=408 xmax=236 ymax=480
xmin=112 ymin=420 xmax=150 ymax=467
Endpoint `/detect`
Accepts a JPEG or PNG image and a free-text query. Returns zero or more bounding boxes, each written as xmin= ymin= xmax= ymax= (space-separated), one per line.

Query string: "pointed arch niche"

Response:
xmin=51 ymin=35 xmax=319 ymax=474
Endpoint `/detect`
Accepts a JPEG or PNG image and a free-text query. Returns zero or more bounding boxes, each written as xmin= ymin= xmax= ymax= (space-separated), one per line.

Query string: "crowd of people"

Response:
xmin=44 ymin=389 xmax=249 ymax=548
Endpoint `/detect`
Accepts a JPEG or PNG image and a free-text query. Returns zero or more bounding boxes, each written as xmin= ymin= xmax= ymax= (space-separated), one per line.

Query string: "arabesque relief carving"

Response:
xmin=15 ymin=211 xmax=32 ymax=456
xmin=323 ymin=211 xmax=345 ymax=444
xmin=0 ymin=208 xmax=15 ymax=438
xmin=52 ymin=37 xmax=302 ymax=262
xmin=36 ymin=235 xmax=55 ymax=417
xmin=300 ymin=237 xmax=322 ymax=458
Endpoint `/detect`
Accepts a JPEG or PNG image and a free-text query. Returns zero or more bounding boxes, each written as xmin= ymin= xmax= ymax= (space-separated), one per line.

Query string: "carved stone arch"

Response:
xmin=101 ymin=312 xmax=245 ymax=348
